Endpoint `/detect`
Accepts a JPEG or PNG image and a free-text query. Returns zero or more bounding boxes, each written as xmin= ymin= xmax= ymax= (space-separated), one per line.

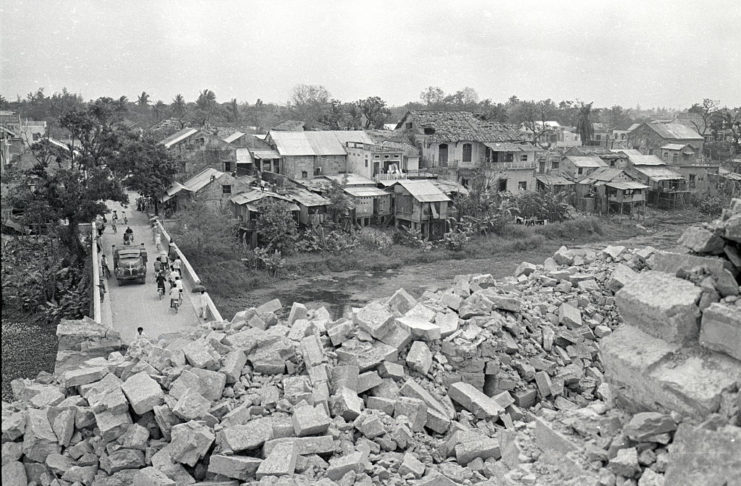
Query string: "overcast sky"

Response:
xmin=2 ymin=0 xmax=740 ymax=109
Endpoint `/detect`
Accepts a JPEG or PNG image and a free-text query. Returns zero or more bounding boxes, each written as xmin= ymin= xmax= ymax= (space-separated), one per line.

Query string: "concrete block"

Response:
xmin=394 ymin=397 xmax=427 ymax=432
xmin=189 ymin=368 xmax=227 ymax=402
xmin=678 ymin=226 xmax=725 ymax=254
xmin=256 ymin=298 xmax=282 ymax=315
xmin=172 ymin=389 xmax=210 ymax=421
xmin=455 ymin=436 xmax=501 ymax=465
xmin=449 ymin=382 xmax=503 ymax=419
xmin=354 ymin=302 xmax=395 ymax=339
xmin=22 ymin=409 xmax=60 ymax=463
xmin=2 ymin=462 xmax=27 ymax=486
xmin=256 ymin=441 xmax=297 ymax=478
xmin=608 ymin=263 xmax=638 ymax=292
xmin=181 ymin=340 xmax=219 ymax=370
xmin=435 ymin=312 xmax=459 ymax=337
xmin=121 ymin=371 xmax=165 ymax=415
xmin=288 ymin=302 xmax=308 ymax=325
xmin=378 ymin=323 xmax=413 ymax=351
xmin=533 ymin=417 xmax=577 ymax=454
xmin=396 ymin=316 xmax=441 ymax=341
xmin=558 ymin=303 xmax=582 ymax=328
xmin=406 ymin=341 xmax=433 ymax=374
xmin=133 ymin=467 xmax=176 ymax=486
xmin=326 ymin=451 xmax=364 ymax=481
xmin=357 ymin=371 xmax=383 ymax=393
xmin=387 ymin=288 xmax=417 ymax=315
xmin=208 ymin=455 xmax=262 ymax=481
xmin=220 ymin=350 xmax=247 ymax=384
xmin=263 ymin=435 xmax=335 ymax=456
xmin=300 ymin=334 xmax=326 ymax=368
xmin=405 ymin=303 xmax=436 ymax=322
xmin=700 ymin=303 xmax=741 ymax=360
xmin=399 ymin=452 xmax=425 ymax=478
xmin=664 ymin=422 xmax=741 ymax=485
xmin=366 ymin=396 xmax=395 ymax=415
xmin=616 ymin=271 xmax=702 ymax=343
xmin=169 ymin=421 xmax=214 ymax=467
xmin=218 ymin=417 xmax=274 ymax=452
xmin=330 ymin=387 xmax=364 ymax=421
xmin=378 ymin=361 xmax=405 ymax=380
xmin=62 ymin=366 xmax=109 ymax=388
xmin=292 ymin=403 xmax=331 ymax=436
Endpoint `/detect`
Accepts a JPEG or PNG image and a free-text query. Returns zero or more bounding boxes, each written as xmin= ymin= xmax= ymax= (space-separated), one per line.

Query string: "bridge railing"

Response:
xmin=154 ymin=218 xmax=224 ymax=322
xmin=90 ymin=220 xmax=102 ymax=324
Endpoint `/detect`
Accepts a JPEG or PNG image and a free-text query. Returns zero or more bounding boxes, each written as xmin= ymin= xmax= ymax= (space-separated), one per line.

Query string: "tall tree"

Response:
xmin=137 ymin=91 xmax=151 ymax=107
xmin=153 ymin=100 xmax=166 ymax=122
xmin=419 ymin=86 xmax=445 ymax=106
xmin=688 ymin=98 xmax=719 ymax=137
xmin=194 ymin=89 xmax=217 ymax=125
xmin=511 ymin=100 xmax=556 ymax=145
xmin=227 ymin=98 xmax=240 ymax=123
xmin=13 ymin=99 xmax=129 ymax=257
xmin=289 ymin=84 xmax=332 ymax=128
xmin=115 ymin=137 xmax=178 ymax=215
xmin=171 ymin=94 xmax=187 ymax=126
xmin=576 ymin=102 xmax=595 ymax=146
xmin=356 ymin=96 xmax=391 ymax=129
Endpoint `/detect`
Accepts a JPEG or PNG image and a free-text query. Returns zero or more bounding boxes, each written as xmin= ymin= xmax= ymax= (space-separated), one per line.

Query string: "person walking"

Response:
xmin=154 ymin=231 xmax=162 ymax=251
xmin=123 ymin=211 xmax=128 ymax=225
xmin=111 ymin=219 xmax=117 ymax=234
xmin=196 ymin=290 xmax=208 ymax=319
xmin=172 ymin=256 xmax=182 ymax=276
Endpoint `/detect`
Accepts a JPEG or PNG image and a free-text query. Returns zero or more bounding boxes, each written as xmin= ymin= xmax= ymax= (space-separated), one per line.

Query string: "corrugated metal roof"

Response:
xmin=186 ymin=168 xmax=225 ymax=193
xmin=344 ymin=186 xmax=391 ymax=197
xmin=484 ymin=142 xmax=540 ymax=152
xmin=647 ymin=122 xmax=703 ymax=140
xmin=394 ymin=180 xmax=451 ymax=202
xmin=269 ymin=130 xmax=373 ymax=156
xmin=578 ymin=167 xmax=625 ymax=184
xmin=282 ymin=187 xmax=329 ymax=207
xmin=536 ymin=174 xmax=575 ymax=186
xmin=633 ymin=166 xmax=684 ymax=181
xmin=616 ymin=149 xmax=666 ymax=166
xmin=160 ymin=128 xmax=198 ymax=148
xmin=223 ymin=132 xmax=245 ymax=143
xmin=161 ymin=182 xmax=193 ymax=202
xmin=565 ymin=156 xmax=607 ymax=168
xmin=605 ymin=181 xmax=649 ymax=190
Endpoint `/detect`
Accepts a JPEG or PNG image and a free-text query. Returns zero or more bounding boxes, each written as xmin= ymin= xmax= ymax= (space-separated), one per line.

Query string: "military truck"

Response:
xmin=112 ymin=245 xmax=147 ymax=285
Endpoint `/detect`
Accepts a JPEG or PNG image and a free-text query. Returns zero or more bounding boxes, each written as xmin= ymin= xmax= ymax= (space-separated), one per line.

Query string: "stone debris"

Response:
xmin=4 ymin=207 xmax=741 ymax=485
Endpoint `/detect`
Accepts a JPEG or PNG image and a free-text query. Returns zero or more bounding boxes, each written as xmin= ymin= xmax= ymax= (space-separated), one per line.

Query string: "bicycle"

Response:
xmin=171 ymin=296 xmax=181 ymax=313
xmin=101 ymin=263 xmax=111 ymax=279
xmin=157 ymin=285 xmax=165 ymax=300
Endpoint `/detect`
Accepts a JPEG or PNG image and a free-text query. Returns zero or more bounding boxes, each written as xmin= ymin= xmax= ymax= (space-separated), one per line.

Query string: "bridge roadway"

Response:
xmin=99 ymin=195 xmax=202 ymax=344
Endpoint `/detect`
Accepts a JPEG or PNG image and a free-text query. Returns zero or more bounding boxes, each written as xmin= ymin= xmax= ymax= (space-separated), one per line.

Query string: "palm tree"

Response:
xmin=576 ymin=102 xmax=594 ymax=146
xmin=153 ymin=101 xmax=166 ymax=122
xmin=196 ymin=89 xmax=217 ymax=124
xmin=227 ymin=98 xmax=240 ymax=123
xmin=137 ymin=91 xmax=151 ymax=107
xmin=171 ymin=94 xmax=187 ymax=124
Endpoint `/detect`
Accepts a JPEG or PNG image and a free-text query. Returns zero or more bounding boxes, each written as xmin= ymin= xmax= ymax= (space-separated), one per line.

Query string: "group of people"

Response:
xmin=136 ymin=197 xmax=154 ymax=213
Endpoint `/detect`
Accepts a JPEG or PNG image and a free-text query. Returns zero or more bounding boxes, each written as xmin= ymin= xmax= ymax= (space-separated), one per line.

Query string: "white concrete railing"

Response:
xmin=154 ymin=218 xmax=224 ymax=322
xmin=90 ymin=220 xmax=102 ymax=324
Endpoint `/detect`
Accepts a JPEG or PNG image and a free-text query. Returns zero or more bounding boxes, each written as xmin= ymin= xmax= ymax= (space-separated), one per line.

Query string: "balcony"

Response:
xmin=484 ymin=160 xmax=537 ymax=170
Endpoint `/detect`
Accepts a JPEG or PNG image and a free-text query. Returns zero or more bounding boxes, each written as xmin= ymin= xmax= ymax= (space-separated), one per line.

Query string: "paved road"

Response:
xmin=99 ymin=195 xmax=201 ymax=344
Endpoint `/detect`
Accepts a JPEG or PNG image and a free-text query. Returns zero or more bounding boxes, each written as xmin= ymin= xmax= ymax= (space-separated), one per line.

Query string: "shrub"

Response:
xmin=443 ymin=230 xmax=469 ymax=251
xmin=694 ymin=194 xmax=725 ymax=216
xmin=255 ymin=199 xmax=299 ymax=254
xmin=170 ymin=202 xmax=239 ymax=259
xmin=357 ymin=228 xmax=393 ymax=250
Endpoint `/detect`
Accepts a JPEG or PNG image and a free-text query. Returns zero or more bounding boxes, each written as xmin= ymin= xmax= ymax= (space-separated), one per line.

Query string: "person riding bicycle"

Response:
xmin=124 ymin=226 xmax=134 ymax=244
xmin=169 ymin=286 xmax=181 ymax=310
xmin=155 ymin=271 xmax=166 ymax=297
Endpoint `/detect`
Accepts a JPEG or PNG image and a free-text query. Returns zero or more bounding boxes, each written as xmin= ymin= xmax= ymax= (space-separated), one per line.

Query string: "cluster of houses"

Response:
xmin=2 ymin=107 xmax=739 ymax=241
xmin=155 ymin=109 xmax=740 ymax=241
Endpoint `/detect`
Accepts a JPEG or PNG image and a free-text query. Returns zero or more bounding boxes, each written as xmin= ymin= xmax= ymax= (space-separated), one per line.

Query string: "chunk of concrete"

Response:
xmin=354 ymin=302 xmax=395 ymax=339
xmin=615 ymin=271 xmax=702 ymax=343
xmin=664 ymin=422 xmax=741 ymax=485
xmin=608 ymin=447 xmax=640 ymax=478
xmin=172 ymin=389 xmax=211 ymax=421
xmin=218 ymin=417 xmax=274 ymax=452
xmin=220 ymin=350 xmax=247 ymax=384
xmin=121 ymin=371 xmax=164 ymax=415
xmin=449 ymin=382 xmax=503 ymax=419
xmin=22 ymin=408 xmax=60 ymax=462
xmin=263 ymin=436 xmax=335 ymax=456
xmin=387 ymin=288 xmax=417 ymax=315
xmin=608 ymin=263 xmax=638 ymax=292
xmin=326 ymin=452 xmax=365 ymax=481
xmin=533 ymin=417 xmax=577 ymax=455
xmin=678 ymin=226 xmax=725 ymax=254
xmin=208 ymin=455 xmax=262 ymax=481
xmin=133 ymin=467 xmax=176 ymax=486
xmin=331 ymin=387 xmax=364 ymax=421
xmin=455 ymin=436 xmax=501 ymax=465
xmin=623 ymin=412 xmax=677 ymax=441
xmin=558 ymin=303 xmax=582 ymax=328
xmin=1 ymin=462 xmax=27 ymax=486
xmin=601 ymin=324 xmax=741 ymax=418
xmin=168 ymin=421 xmax=215 ymax=467
xmin=256 ymin=298 xmax=282 ymax=315
xmin=398 ymin=452 xmax=425 ymax=478
xmin=189 ymin=368 xmax=227 ymax=402
xmin=394 ymin=397 xmax=428 ymax=432
xmin=700 ymin=303 xmax=741 ymax=361
xmin=288 ymin=302 xmax=308 ymax=325
xmin=292 ymin=403 xmax=331 ymax=437
xmin=406 ymin=341 xmax=433 ymax=374
xmin=396 ymin=316 xmax=441 ymax=341
xmin=256 ymin=441 xmax=297 ymax=479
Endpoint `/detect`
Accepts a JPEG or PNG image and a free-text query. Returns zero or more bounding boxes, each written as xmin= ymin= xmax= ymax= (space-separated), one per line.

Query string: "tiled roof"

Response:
xmin=268 ymin=131 xmax=374 ymax=157
xmin=397 ymin=111 xmax=523 ymax=144
xmin=536 ymin=174 xmax=575 ymax=186
xmin=616 ymin=149 xmax=666 ymax=166
xmin=632 ymin=165 xmax=684 ymax=181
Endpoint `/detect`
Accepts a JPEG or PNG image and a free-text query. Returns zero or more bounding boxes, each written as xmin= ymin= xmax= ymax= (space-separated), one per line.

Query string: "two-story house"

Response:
xmin=394 ymin=111 xmax=539 ymax=192
xmin=264 ymin=130 xmax=374 ymax=180
xmin=159 ymin=128 xmax=237 ymax=177
xmin=626 ymin=121 xmax=717 ymax=191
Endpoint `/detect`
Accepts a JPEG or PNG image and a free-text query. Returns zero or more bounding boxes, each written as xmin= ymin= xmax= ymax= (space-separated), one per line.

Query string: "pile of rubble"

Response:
xmin=2 ymin=203 xmax=741 ymax=486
